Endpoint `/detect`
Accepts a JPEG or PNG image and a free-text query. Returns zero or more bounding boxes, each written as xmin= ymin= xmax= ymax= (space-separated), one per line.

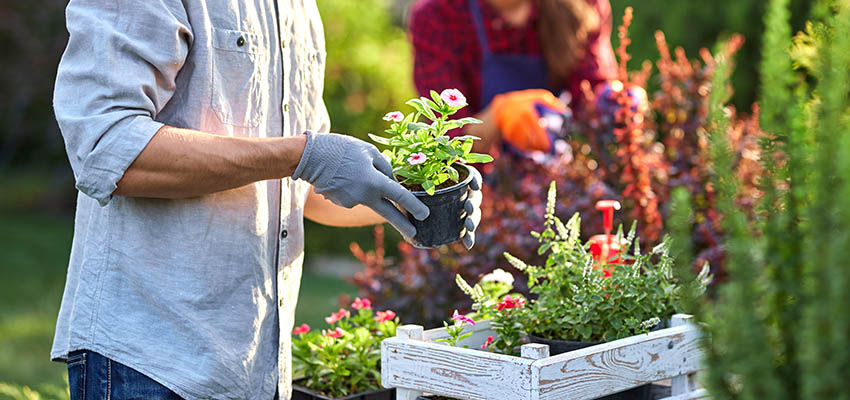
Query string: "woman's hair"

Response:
xmin=537 ymin=0 xmax=599 ymax=88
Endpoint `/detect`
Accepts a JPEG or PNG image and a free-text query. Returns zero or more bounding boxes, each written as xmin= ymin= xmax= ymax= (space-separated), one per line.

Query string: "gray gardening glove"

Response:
xmin=462 ymin=167 xmax=483 ymax=249
xmin=292 ymin=131 xmax=430 ymax=238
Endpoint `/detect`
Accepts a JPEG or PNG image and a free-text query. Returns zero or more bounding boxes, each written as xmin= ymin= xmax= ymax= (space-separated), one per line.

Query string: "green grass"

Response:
xmin=0 ymin=212 xmax=357 ymax=399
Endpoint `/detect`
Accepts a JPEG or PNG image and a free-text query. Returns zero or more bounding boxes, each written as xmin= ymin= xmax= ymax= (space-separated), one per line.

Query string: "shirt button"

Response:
xmin=236 ymin=36 xmax=245 ymax=47
xmin=283 ymin=103 xmax=289 ymax=112
xmin=280 ymin=229 xmax=288 ymax=239
xmin=279 ymin=298 xmax=284 ymax=307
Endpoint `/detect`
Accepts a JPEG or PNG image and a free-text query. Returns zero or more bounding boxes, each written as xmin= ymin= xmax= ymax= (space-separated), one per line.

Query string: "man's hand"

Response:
xmin=491 ymin=89 xmax=567 ymax=153
xmin=292 ymin=131 xmax=430 ymax=238
xmin=461 ymin=167 xmax=483 ymax=249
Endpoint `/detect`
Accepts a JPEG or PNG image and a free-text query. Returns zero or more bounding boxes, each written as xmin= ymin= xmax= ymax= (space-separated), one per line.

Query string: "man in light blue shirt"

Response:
xmin=51 ymin=0 xmax=481 ymax=399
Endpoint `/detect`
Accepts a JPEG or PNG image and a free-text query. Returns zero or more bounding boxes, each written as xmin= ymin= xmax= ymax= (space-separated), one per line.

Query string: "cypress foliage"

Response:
xmin=800 ymin=1 xmax=850 ymax=398
xmin=669 ymin=0 xmax=850 ymax=398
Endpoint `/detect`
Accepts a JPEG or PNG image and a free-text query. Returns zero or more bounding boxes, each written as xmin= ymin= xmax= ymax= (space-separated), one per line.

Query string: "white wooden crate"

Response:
xmin=381 ymin=314 xmax=706 ymax=400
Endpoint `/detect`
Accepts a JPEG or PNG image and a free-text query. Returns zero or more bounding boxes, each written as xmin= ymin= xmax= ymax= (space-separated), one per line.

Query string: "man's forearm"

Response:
xmin=303 ymin=188 xmax=385 ymax=227
xmin=114 ymin=125 xmax=307 ymax=199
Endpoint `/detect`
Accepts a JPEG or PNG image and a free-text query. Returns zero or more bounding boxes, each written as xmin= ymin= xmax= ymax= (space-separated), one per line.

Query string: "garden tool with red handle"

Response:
xmin=589 ymin=200 xmax=628 ymax=277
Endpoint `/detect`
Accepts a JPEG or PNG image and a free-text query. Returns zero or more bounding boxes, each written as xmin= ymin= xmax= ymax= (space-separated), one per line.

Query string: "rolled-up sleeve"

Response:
xmin=54 ymin=0 xmax=192 ymax=206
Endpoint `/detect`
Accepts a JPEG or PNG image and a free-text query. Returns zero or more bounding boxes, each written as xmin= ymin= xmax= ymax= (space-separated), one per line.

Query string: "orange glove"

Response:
xmin=490 ymin=89 xmax=567 ymax=153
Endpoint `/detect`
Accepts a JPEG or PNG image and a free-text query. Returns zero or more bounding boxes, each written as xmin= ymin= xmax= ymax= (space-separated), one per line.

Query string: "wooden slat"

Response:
xmin=533 ymin=324 xmax=703 ymax=400
xmin=383 ymin=337 xmax=535 ymax=400
xmin=659 ymin=388 xmax=710 ymax=400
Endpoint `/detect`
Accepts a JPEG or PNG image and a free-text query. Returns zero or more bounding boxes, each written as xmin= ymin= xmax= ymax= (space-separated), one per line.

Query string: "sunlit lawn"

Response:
xmin=0 ymin=212 xmax=356 ymax=399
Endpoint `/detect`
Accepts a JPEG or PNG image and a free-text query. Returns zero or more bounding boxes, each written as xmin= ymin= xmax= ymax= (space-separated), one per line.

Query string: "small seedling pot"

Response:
xmin=292 ymin=380 xmax=396 ymax=400
xmin=527 ymin=334 xmax=667 ymax=400
xmin=404 ymin=164 xmax=475 ymax=249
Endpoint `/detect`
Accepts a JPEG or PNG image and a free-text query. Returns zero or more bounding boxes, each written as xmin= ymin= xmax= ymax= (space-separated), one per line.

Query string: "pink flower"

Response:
xmin=351 ymin=297 xmax=372 ymax=310
xmin=375 ymin=310 xmax=397 ymax=323
xmin=407 ymin=152 xmax=427 ymax=165
xmin=292 ymin=323 xmax=310 ymax=335
xmin=383 ymin=111 xmax=404 ymax=122
xmin=494 ymin=295 xmax=526 ymax=311
xmin=323 ymin=327 xmax=346 ymax=338
xmin=324 ymin=308 xmax=350 ymax=324
xmin=440 ymin=89 xmax=467 ymax=107
xmin=451 ymin=309 xmax=476 ymax=326
xmin=481 ymin=335 xmax=494 ymax=350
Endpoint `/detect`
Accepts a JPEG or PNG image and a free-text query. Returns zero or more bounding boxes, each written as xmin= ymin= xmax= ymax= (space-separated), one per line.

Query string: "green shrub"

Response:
xmin=670 ymin=0 xmax=850 ymax=398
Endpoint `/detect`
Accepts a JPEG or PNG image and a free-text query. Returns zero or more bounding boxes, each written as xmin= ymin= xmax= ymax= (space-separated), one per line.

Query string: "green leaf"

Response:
xmin=430 ymin=90 xmax=443 ymax=106
xmin=422 ymin=180 xmax=435 ymax=195
xmin=368 ymin=133 xmax=391 ymax=145
xmin=446 ymin=165 xmax=459 ymax=181
xmin=462 ymin=139 xmax=473 ymax=154
xmin=464 ymin=153 xmax=494 ymax=163
xmin=407 ymin=122 xmax=430 ymax=131
xmin=458 ymin=117 xmax=483 ymax=125
xmin=405 ymin=98 xmax=425 ymax=113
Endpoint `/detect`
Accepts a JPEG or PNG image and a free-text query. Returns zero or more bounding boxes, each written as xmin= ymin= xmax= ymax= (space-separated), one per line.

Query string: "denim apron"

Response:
xmin=468 ymin=0 xmax=552 ymax=110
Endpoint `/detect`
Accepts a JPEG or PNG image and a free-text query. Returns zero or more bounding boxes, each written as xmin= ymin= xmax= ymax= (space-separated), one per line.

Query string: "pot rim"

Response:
xmin=408 ymin=163 xmax=475 ymax=197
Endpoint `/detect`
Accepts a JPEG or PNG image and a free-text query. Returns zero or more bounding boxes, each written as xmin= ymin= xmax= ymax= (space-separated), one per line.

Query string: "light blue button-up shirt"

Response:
xmin=51 ymin=0 xmax=329 ymax=398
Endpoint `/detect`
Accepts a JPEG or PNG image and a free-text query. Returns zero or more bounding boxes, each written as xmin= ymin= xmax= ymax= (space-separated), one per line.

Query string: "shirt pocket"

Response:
xmin=210 ymin=27 xmax=267 ymax=128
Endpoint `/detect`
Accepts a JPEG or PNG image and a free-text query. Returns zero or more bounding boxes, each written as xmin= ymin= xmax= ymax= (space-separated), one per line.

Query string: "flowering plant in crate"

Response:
xmin=370 ymin=89 xmax=493 ymax=195
xmin=291 ymin=298 xmax=398 ymax=398
xmin=504 ymin=182 xmax=711 ymax=342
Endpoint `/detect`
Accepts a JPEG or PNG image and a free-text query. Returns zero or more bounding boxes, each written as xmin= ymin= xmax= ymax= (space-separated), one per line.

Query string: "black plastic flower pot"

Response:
xmin=527 ymin=335 xmax=669 ymax=400
xmin=403 ymin=164 xmax=475 ymax=249
xmin=291 ymin=381 xmax=396 ymax=400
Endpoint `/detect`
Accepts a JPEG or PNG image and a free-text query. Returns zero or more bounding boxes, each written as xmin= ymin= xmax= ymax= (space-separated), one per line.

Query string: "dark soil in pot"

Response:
xmin=527 ymin=335 xmax=671 ymax=400
xmin=292 ymin=380 xmax=396 ymax=400
xmin=403 ymin=164 xmax=474 ymax=249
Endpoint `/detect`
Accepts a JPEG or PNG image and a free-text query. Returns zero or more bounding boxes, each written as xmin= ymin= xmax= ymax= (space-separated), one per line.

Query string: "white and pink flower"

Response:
xmin=382 ymin=111 xmax=404 ymax=122
xmin=407 ymin=152 xmax=427 ymax=165
xmin=374 ymin=310 xmax=396 ymax=323
xmin=351 ymin=297 xmax=372 ymax=310
xmin=292 ymin=323 xmax=310 ymax=335
xmin=440 ymin=89 xmax=467 ymax=107
xmin=324 ymin=308 xmax=350 ymax=324
xmin=451 ymin=309 xmax=476 ymax=326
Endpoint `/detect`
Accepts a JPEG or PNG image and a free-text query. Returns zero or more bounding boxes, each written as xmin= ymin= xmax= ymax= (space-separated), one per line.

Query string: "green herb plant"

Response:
xmin=503 ymin=182 xmax=710 ymax=343
xmin=370 ymin=89 xmax=494 ymax=195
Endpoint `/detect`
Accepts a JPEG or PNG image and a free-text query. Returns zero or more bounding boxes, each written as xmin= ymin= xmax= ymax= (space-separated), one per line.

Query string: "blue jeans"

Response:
xmin=66 ymin=350 xmax=183 ymax=400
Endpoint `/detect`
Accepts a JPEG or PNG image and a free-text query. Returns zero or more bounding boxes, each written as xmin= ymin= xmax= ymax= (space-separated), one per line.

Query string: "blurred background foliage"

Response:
xmin=0 ymin=0 xmax=822 ymax=397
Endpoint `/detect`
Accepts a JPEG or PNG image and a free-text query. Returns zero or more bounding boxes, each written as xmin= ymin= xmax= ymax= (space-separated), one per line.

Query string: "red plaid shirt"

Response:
xmin=409 ymin=0 xmax=617 ymax=120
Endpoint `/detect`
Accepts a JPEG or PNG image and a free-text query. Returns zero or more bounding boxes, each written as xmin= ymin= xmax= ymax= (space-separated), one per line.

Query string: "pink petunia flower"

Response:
xmin=383 ymin=111 xmax=404 ymax=122
xmin=481 ymin=335 xmax=494 ymax=350
xmin=407 ymin=152 xmax=427 ymax=165
xmin=292 ymin=323 xmax=310 ymax=335
xmin=374 ymin=310 xmax=397 ymax=323
xmin=451 ymin=309 xmax=476 ymax=326
xmin=494 ymin=295 xmax=526 ymax=311
xmin=324 ymin=308 xmax=351 ymax=324
xmin=440 ymin=89 xmax=467 ymax=107
xmin=351 ymin=297 xmax=372 ymax=310
xmin=323 ymin=327 xmax=346 ymax=338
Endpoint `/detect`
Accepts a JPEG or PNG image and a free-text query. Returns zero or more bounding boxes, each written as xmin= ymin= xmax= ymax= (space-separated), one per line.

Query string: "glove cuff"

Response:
xmin=292 ymin=130 xmax=316 ymax=182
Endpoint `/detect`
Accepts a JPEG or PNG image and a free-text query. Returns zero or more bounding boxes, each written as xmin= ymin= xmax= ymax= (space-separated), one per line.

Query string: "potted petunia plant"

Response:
xmin=291 ymin=298 xmax=399 ymax=400
xmin=370 ymin=89 xmax=494 ymax=248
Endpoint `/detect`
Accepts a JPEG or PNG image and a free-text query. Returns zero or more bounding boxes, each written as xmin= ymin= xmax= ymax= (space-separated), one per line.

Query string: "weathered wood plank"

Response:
xmin=669 ymin=315 xmax=699 ymax=397
xmin=534 ymin=324 xmax=703 ymax=400
xmin=659 ymin=388 xmax=709 ymax=400
xmin=383 ymin=337 xmax=535 ymax=400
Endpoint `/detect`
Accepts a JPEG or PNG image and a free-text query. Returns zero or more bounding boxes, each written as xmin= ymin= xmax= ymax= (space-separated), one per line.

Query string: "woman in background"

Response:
xmin=409 ymin=0 xmax=617 ymax=154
